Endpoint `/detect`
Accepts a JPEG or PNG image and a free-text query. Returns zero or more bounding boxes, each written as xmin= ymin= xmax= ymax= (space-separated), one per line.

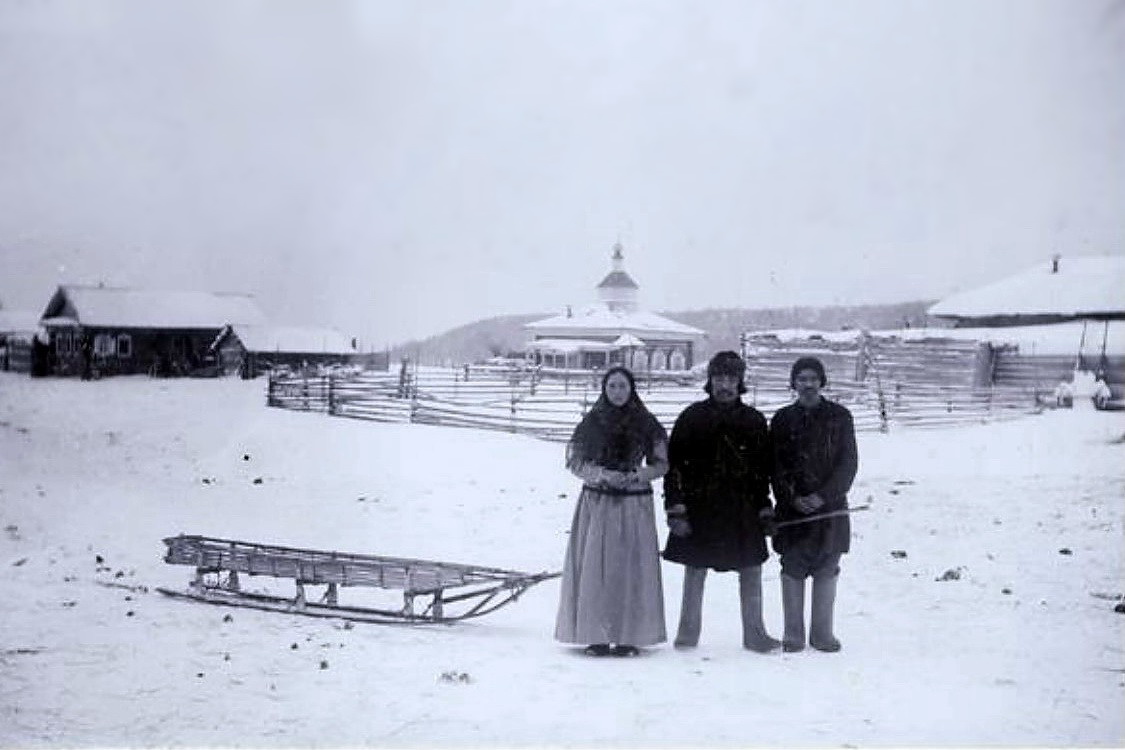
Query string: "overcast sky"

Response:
xmin=1 ymin=0 xmax=1123 ymax=347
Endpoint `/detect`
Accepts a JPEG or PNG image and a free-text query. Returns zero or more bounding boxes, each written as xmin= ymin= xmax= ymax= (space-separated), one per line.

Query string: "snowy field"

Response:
xmin=1 ymin=372 xmax=1123 ymax=748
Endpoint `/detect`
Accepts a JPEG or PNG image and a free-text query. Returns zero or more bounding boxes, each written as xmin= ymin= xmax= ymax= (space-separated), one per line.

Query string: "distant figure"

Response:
xmin=1053 ymin=379 xmax=1075 ymax=408
xmin=555 ymin=366 xmax=669 ymax=657
xmin=662 ymin=351 xmax=779 ymax=652
xmin=31 ymin=333 xmax=50 ymax=377
xmin=79 ymin=333 xmax=93 ymax=380
xmin=770 ymin=356 xmax=858 ymax=653
xmin=1093 ymin=375 xmax=1113 ymax=410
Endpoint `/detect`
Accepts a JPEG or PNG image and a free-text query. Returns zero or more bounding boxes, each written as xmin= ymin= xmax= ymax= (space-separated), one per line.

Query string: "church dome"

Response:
xmin=597 ymin=242 xmax=639 ymax=312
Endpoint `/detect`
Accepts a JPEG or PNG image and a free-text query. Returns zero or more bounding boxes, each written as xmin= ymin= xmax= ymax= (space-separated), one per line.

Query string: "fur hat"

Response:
xmin=705 ymin=350 xmax=747 ymax=395
xmin=789 ymin=356 xmax=827 ymax=388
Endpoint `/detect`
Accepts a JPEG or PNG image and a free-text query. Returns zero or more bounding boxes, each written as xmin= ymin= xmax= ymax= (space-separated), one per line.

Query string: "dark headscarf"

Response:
xmin=567 ymin=366 xmax=668 ymax=471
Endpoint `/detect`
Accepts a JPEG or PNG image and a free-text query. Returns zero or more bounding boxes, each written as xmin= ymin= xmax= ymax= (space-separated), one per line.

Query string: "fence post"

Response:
xmin=267 ymin=372 xmax=276 ymax=407
xmin=510 ymin=391 xmax=518 ymax=433
xmin=327 ymin=372 xmax=336 ymax=415
xmin=397 ymin=358 xmax=409 ymax=399
xmin=855 ymin=332 xmax=870 ymax=382
xmin=875 ymin=378 xmax=889 ymax=433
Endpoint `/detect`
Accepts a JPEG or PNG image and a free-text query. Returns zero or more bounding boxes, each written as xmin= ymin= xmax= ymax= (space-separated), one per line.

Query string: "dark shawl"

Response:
xmin=567 ymin=393 xmax=668 ymax=473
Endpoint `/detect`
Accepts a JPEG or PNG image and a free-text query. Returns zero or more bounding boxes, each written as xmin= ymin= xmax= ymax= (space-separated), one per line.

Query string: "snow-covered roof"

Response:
xmin=928 ymin=255 xmax=1125 ymax=320
xmin=525 ymin=304 xmax=704 ymax=340
xmin=219 ymin=325 xmax=355 ymax=355
xmin=0 ymin=310 xmax=41 ymax=334
xmin=40 ymin=285 xmax=268 ymax=329
xmin=745 ymin=321 xmax=1125 ymax=357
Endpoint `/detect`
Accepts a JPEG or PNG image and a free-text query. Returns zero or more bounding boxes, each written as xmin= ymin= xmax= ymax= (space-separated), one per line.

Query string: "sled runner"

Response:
xmin=157 ymin=534 xmax=559 ymax=624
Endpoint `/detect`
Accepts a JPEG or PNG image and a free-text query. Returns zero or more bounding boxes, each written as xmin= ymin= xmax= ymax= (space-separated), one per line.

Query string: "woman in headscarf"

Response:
xmin=554 ymin=366 xmax=669 ymax=657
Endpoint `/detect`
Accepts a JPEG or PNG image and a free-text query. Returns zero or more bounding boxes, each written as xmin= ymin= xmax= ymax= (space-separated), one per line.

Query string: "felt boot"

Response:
xmin=810 ymin=573 xmax=842 ymax=652
xmin=739 ymin=566 xmax=780 ymax=653
xmin=781 ymin=574 xmax=806 ymax=652
xmin=674 ymin=566 xmax=706 ymax=648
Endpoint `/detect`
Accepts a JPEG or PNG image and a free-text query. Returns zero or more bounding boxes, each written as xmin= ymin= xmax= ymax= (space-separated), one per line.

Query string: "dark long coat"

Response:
xmin=769 ymin=398 xmax=858 ymax=557
xmin=662 ymin=398 xmax=772 ymax=571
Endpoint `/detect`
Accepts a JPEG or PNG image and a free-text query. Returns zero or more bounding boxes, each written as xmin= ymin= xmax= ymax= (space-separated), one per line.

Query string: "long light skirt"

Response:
xmin=553 ymin=488 xmax=667 ymax=647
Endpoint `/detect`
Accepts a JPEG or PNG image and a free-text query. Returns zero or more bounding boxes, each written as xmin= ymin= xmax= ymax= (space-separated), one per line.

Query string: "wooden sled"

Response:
xmin=158 ymin=534 xmax=559 ymax=624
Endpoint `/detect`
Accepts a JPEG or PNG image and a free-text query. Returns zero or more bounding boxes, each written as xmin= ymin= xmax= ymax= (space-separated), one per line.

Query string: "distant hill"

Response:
xmin=389 ymin=314 xmax=547 ymax=366
xmin=390 ymin=301 xmax=938 ymax=366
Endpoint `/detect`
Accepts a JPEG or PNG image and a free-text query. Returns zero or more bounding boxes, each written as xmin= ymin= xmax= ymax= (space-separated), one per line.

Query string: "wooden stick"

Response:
xmin=773 ymin=504 xmax=871 ymax=529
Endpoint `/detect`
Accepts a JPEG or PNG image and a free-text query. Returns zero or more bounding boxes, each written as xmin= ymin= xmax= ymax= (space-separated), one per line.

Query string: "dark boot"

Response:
xmin=674 ymin=567 xmax=706 ymax=648
xmin=739 ymin=566 xmax=780 ymax=653
xmin=781 ymin=574 xmax=806 ymax=652
xmin=810 ymin=573 xmax=841 ymax=652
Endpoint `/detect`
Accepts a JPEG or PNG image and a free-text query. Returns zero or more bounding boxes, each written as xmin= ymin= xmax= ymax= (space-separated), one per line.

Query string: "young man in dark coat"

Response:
xmin=662 ymin=351 xmax=779 ymax=653
xmin=770 ymin=356 xmax=858 ymax=653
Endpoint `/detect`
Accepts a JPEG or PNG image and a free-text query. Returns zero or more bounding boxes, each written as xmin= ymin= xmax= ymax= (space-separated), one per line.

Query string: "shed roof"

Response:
xmin=928 ymin=256 xmax=1125 ymax=321
xmin=40 ymin=285 xmax=267 ymax=329
xmin=218 ymin=324 xmax=355 ymax=355
xmin=0 ymin=310 xmax=41 ymax=334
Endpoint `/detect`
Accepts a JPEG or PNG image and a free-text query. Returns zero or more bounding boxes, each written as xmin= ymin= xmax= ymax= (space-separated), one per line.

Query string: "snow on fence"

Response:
xmin=267 ymin=363 xmax=1041 ymax=442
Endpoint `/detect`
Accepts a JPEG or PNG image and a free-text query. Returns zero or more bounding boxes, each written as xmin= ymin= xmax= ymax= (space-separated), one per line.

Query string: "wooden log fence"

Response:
xmin=267 ymin=362 xmax=1041 ymax=442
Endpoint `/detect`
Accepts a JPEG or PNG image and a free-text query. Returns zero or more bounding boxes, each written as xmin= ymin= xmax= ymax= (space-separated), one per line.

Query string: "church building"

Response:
xmin=524 ymin=243 xmax=704 ymax=371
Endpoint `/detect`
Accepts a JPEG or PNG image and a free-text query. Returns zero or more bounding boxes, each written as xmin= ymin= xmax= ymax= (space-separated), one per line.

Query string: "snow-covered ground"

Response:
xmin=1 ymin=373 xmax=1122 ymax=747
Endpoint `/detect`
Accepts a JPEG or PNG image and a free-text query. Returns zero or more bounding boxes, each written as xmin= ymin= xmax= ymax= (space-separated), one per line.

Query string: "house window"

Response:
xmin=94 ymin=334 xmax=114 ymax=356
xmin=117 ymin=334 xmax=133 ymax=358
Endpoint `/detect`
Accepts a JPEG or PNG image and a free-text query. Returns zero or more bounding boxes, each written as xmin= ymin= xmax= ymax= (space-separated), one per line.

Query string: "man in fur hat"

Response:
xmin=662 ymin=350 xmax=779 ymax=652
xmin=770 ymin=356 xmax=858 ymax=652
